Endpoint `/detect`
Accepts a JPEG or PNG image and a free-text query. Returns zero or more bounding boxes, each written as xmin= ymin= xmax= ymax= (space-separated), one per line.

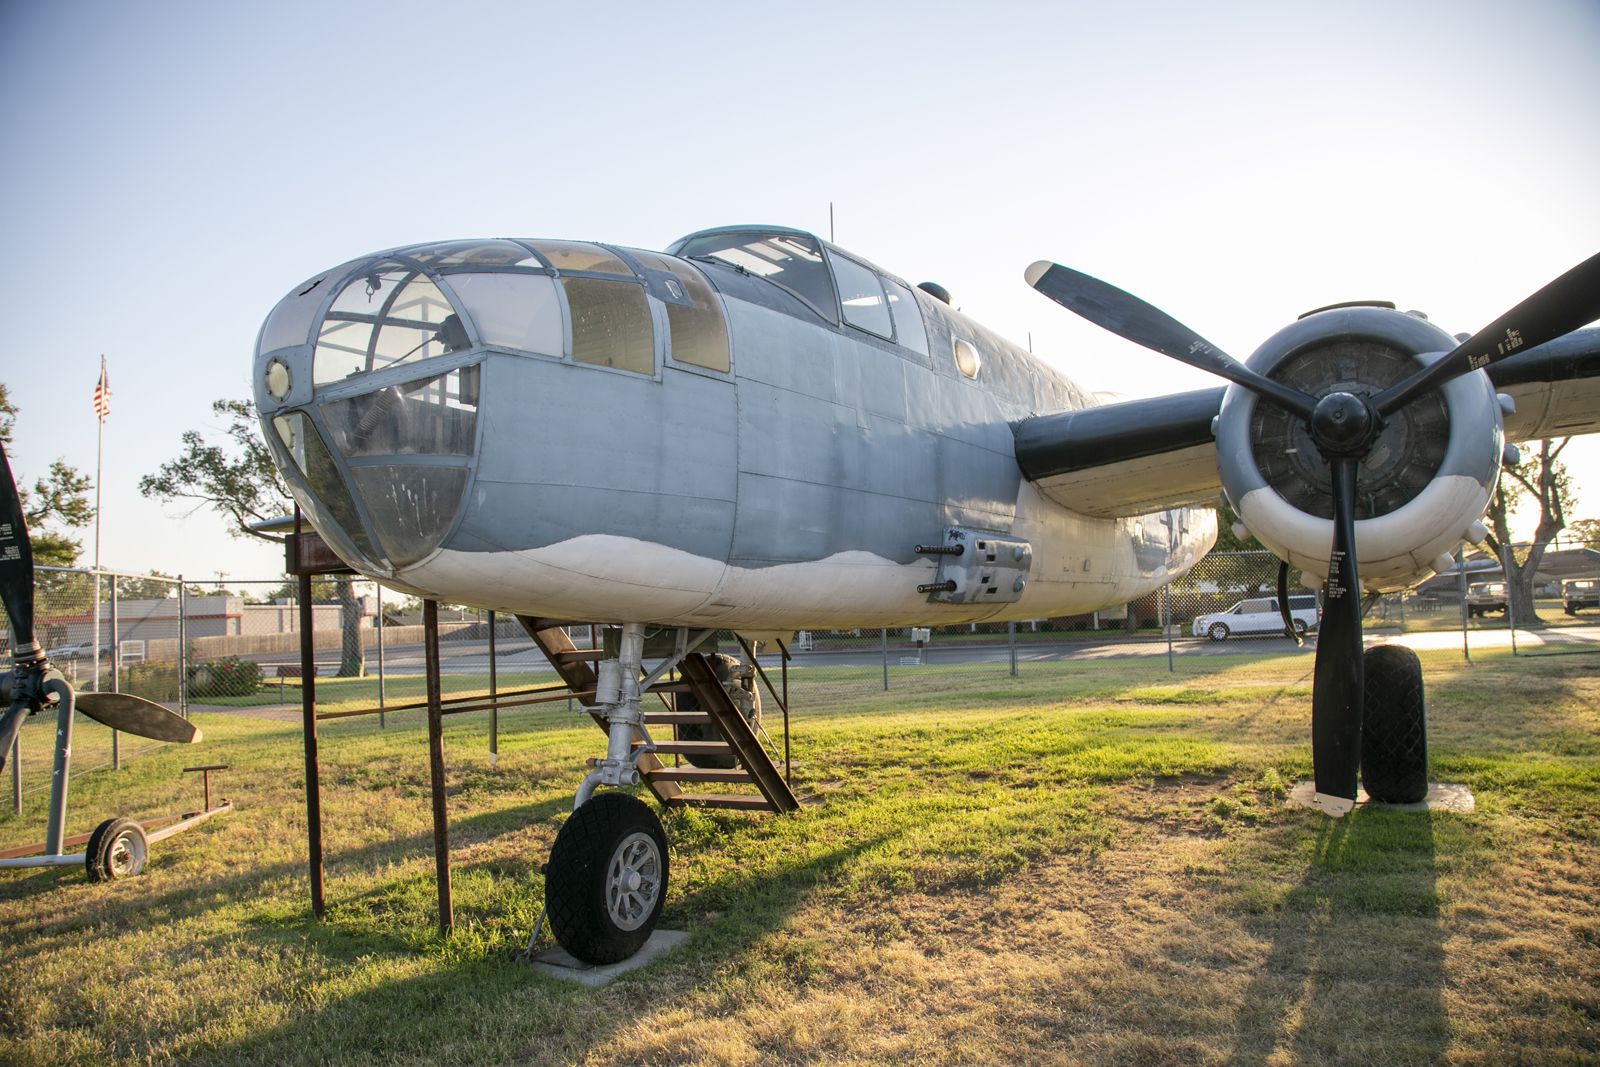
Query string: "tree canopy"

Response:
xmin=0 ymin=382 xmax=97 ymax=567
xmin=138 ymin=399 xmax=293 ymax=543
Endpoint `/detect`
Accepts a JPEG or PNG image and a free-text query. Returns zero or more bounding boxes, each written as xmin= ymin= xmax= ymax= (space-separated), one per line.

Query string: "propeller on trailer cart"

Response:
xmin=1027 ymin=251 xmax=1600 ymax=815
xmin=1 ymin=441 xmax=200 ymax=774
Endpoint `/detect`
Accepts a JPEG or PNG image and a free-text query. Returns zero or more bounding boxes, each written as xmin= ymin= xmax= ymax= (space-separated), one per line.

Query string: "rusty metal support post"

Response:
xmin=424 ymin=599 xmax=453 ymax=935
xmin=297 ymin=568 xmax=325 ymax=920
xmin=781 ymin=640 xmax=791 ymax=788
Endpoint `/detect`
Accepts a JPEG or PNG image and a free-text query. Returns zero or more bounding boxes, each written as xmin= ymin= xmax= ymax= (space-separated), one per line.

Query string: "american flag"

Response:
xmin=93 ymin=358 xmax=110 ymax=421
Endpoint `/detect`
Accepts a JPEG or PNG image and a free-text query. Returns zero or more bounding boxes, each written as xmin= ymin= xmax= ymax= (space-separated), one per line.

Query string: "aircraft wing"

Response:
xmin=1014 ymin=327 xmax=1600 ymax=520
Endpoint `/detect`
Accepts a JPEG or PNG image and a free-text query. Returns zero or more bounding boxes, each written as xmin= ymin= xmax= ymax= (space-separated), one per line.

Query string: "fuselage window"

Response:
xmin=445 ymin=273 xmax=563 ymax=356
xmin=882 ymin=277 xmax=929 ymax=357
xmin=314 ymin=269 xmax=463 ymax=386
xmin=952 ymin=337 xmax=981 ymax=379
xmin=564 ymin=278 xmax=655 ymax=374
xmin=633 ymin=251 xmax=730 ymax=373
xmin=828 ymin=252 xmax=892 ymax=339
xmin=676 ymin=233 xmax=836 ymax=321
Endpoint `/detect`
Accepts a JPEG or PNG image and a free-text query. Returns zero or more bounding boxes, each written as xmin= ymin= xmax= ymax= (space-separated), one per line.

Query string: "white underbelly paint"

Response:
xmin=399 ymin=477 xmax=1214 ymax=629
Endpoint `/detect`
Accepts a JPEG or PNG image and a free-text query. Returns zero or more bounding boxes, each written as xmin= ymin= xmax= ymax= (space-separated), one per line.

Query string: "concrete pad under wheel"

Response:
xmin=1287 ymin=781 xmax=1475 ymax=814
xmin=529 ymin=930 xmax=690 ymax=986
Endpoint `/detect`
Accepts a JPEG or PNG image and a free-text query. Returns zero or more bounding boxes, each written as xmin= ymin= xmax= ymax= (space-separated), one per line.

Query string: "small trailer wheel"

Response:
xmin=85 ymin=817 xmax=148 ymax=882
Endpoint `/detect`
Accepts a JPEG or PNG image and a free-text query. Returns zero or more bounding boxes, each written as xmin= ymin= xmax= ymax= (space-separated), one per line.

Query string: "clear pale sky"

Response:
xmin=1 ymin=0 xmax=1596 ymax=584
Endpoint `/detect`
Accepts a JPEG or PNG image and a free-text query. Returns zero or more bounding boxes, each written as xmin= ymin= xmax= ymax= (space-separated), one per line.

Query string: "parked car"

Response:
xmin=1192 ymin=595 xmax=1321 ymax=641
xmin=1465 ymin=582 xmax=1508 ymax=617
xmin=1565 ymin=579 xmax=1600 ymax=615
xmin=44 ymin=641 xmax=103 ymax=659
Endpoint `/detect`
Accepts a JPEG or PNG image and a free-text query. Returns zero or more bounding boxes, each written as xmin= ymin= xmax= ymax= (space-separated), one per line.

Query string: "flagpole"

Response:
xmin=95 ymin=356 xmax=104 ymax=571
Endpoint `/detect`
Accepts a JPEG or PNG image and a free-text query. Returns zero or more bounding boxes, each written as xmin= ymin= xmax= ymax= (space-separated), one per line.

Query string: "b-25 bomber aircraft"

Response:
xmin=11 ymin=223 xmax=1591 ymax=963
xmin=238 ymin=225 xmax=1599 ymax=962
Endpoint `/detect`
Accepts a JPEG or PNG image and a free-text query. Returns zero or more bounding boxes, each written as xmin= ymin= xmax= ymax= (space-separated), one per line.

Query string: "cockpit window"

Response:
xmin=883 ymin=277 xmax=929 ymax=357
xmin=676 ymin=233 xmax=836 ymax=320
xmin=445 ymin=273 xmax=563 ymax=355
xmin=314 ymin=269 xmax=464 ymax=386
xmin=828 ymin=251 xmax=892 ymax=339
xmin=528 ymin=241 xmax=634 ymax=276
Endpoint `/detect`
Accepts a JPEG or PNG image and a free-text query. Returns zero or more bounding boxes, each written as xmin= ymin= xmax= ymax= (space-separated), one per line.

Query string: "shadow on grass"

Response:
xmin=1231 ymin=805 xmax=1448 ymax=1064
xmin=198 ymin=829 xmax=892 ymax=1066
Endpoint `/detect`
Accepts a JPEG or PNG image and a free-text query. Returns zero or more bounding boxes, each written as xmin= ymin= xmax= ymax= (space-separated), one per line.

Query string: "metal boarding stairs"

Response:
xmin=518 ymin=618 xmax=801 ymax=815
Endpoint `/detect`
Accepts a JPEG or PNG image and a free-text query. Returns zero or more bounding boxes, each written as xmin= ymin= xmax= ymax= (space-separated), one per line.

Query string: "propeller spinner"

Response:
xmin=1028 ymin=252 xmax=1600 ymax=814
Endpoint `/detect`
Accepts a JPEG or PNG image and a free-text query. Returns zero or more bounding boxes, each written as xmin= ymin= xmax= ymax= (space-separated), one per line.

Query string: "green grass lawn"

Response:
xmin=2 ymin=650 xmax=1598 ymax=1065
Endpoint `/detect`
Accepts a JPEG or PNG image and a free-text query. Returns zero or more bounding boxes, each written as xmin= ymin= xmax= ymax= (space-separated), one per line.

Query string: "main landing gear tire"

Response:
xmin=1208 ymin=623 xmax=1230 ymax=642
xmin=545 ymin=792 xmax=668 ymax=964
xmin=1360 ymin=645 xmax=1429 ymax=804
xmin=85 ymin=817 xmax=148 ymax=882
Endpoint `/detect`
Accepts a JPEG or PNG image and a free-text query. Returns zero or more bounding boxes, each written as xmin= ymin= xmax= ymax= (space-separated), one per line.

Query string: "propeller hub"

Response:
xmin=1310 ymin=392 xmax=1375 ymax=455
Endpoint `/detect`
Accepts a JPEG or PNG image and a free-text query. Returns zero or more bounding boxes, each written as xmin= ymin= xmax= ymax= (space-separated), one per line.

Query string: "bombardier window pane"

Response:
xmin=830 ymin=252 xmax=891 ymax=339
xmin=677 ymin=233 xmax=836 ymax=320
xmin=269 ymin=411 xmax=380 ymax=561
xmin=632 ymin=251 xmax=730 ymax=373
xmin=321 ymin=367 xmax=479 ymax=458
xmin=531 ymin=240 xmax=634 ymax=276
xmin=447 ymin=272 xmax=562 ymax=355
xmin=349 ymin=464 xmax=470 ymax=567
xmin=883 ymin=277 xmax=929 ymax=356
xmin=564 ymin=278 xmax=655 ymax=374
xmin=314 ymin=270 xmax=462 ymax=385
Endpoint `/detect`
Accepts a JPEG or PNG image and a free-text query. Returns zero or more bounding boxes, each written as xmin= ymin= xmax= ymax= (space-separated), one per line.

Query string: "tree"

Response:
xmin=0 ymin=382 xmax=96 ymax=569
xmin=1565 ymin=517 xmax=1600 ymax=545
xmin=142 ymin=399 xmax=367 ymax=676
xmin=1483 ymin=438 xmax=1574 ymax=627
xmin=138 ymin=399 xmax=292 ymax=544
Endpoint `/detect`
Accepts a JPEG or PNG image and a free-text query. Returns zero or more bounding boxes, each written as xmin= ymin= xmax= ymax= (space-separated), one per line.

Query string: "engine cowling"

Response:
xmin=1216 ymin=307 xmax=1504 ymax=592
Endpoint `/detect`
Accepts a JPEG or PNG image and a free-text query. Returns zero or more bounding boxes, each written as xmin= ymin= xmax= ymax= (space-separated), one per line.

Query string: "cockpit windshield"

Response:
xmin=675 ymin=232 xmax=836 ymax=320
xmin=313 ymin=268 xmax=465 ymax=386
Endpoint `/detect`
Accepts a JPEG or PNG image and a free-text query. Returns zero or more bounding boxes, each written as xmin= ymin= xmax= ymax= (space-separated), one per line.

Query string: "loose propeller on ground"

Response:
xmin=1 ymin=443 xmax=200 ymax=773
xmin=1028 ymin=252 xmax=1600 ymax=812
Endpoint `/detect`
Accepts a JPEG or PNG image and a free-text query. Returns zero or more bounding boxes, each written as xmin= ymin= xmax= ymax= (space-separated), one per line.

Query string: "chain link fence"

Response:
xmin=6 ymin=541 xmax=1597 ymax=847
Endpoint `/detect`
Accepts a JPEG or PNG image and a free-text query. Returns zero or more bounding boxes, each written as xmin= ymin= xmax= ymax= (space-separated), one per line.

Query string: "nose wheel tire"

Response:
xmin=85 ymin=817 xmax=148 ymax=882
xmin=1360 ymin=645 xmax=1429 ymax=804
xmin=1207 ymin=623 xmax=1230 ymax=642
xmin=545 ymin=792 xmax=668 ymax=964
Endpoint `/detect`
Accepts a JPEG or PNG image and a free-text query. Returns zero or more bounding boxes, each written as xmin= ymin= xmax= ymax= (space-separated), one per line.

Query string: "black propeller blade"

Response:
xmin=1025 ymin=261 xmax=1317 ymax=419
xmin=76 ymin=692 xmax=202 ymax=743
xmin=0 ymin=442 xmax=37 ymax=660
xmin=1310 ymin=458 xmax=1363 ymax=815
xmin=1373 ymin=251 xmax=1600 ymax=417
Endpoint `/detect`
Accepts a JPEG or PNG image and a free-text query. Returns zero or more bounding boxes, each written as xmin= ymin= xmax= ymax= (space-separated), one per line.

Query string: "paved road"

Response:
xmin=231 ymin=623 xmax=1600 ymax=680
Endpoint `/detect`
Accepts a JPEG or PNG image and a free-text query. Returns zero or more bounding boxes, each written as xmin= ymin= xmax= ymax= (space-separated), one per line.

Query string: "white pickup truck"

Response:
xmin=1192 ymin=595 xmax=1322 ymax=641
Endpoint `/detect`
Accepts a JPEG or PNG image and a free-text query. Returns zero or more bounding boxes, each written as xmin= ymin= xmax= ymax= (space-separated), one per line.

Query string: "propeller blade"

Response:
xmin=1373 ymin=250 xmax=1600 ymax=417
xmin=1026 ymin=261 xmax=1317 ymax=419
xmin=0 ymin=442 xmax=36 ymax=653
xmin=1309 ymin=457 xmax=1364 ymax=817
xmin=75 ymin=692 xmax=203 ymax=744
xmin=1277 ymin=561 xmax=1303 ymax=647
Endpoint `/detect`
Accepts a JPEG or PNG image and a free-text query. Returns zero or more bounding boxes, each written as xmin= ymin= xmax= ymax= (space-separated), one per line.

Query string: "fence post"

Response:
xmin=110 ymin=575 xmax=119 ymax=769
xmin=882 ymin=628 xmax=888 ymax=691
xmin=1008 ymin=620 xmax=1017 ymax=676
xmin=10 ymin=735 xmax=18 ymax=815
xmin=1458 ymin=547 xmax=1471 ymax=663
xmin=1502 ymin=542 xmax=1519 ymax=656
xmin=376 ymin=583 xmax=385 ymax=728
xmin=488 ymin=608 xmax=498 ymax=766
xmin=1165 ymin=584 xmax=1174 ymax=672
xmin=178 ymin=576 xmax=187 ymax=717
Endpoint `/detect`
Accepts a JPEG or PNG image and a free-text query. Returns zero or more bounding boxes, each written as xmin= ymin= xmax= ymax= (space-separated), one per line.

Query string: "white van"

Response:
xmin=1192 ymin=595 xmax=1321 ymax=641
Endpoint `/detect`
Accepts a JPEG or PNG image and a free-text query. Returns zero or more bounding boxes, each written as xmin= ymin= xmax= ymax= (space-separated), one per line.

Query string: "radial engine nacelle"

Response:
xmin=1216 ymin=307 xmax=1506 ymax=592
